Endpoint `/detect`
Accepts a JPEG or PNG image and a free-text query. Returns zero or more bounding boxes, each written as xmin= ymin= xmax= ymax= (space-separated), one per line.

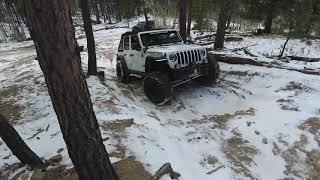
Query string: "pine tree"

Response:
xmin=214 ymin=0 xmax=233 ymax=49
xmin=21 ymin=1 xmax=119 ymax=179
xmin=80 ymin=0 xmax=98 ymax=76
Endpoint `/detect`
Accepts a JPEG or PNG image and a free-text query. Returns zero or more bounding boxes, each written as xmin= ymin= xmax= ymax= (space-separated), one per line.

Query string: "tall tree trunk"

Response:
xmin=10 ymin=2 xmax=26 ymax=40
xmin=0 ymin=114 xmax=43 ymax=167
xmin=144 ymin=7 xmax=149 ymax=22
xmin=264 ymin=11 xmax=273 ymax=34
xmin=100 ymin=2 xmax=107 ymax=23
xmin=80 ymin=0 xmax=98 ymax=76
xmin=107 ymin=6 xmax=113 ymax=24
xmin=94 ymin=1 xmax=101 ymax=24
xmin=108 ymin=15 xmax=112 ymax=24
xmin=312 ymin=0 xmax=319 ymax=15
xmin=226 ymin=10 xmax=233 ymax=29
xmin=187 ymin=1 xmax=192 ymax=36
xmin=21 ymin=1 xmax=119 ymax=180
xmin=214 ymin=0 xmax=233 ymax=49
xmin=179 ymin=0 xmax=188 ymax=40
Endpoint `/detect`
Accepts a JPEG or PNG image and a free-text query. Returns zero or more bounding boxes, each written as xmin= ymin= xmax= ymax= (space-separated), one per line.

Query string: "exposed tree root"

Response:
xmin=153 ymin=163 xmax=181 ymax=180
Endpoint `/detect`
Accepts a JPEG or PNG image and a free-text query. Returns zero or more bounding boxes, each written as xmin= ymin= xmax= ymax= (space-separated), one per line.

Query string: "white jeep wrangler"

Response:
xmin=116 ymin=29 xmax=220 ymax=105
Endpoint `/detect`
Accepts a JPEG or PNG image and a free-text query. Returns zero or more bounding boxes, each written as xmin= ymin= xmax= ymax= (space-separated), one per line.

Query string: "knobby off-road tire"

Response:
xmin=197 ymin=55 xmax=220 ymax=85
xmin=144 ymin=72 xmax=173 ymax=105
xmin=116 ymin=59 xmax=129 ymax=83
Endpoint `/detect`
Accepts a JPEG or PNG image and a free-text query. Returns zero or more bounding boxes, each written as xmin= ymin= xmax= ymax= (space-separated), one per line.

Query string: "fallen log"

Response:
xmin=287 ymin=56 xmax=320 ymax=62
xmin=270 ymin=65 xmax=320 ymax=75
xmin=194 ymin=34 xmax=216 ymax=41
xmin=195 ymin=41 xmax=214 ymax=46
xmin=243 ymin=48 xmax=258 ymax=57
xmin=224 ymin=36 xmax=243 ymax=42
xmin=209 ymin=52 xmax=320 ymax=76
xmin=229 ymin=44 xmax=258 ymax=52
xmin=0 ymin=114 xmax=44 ymax=168
xmin=209 ymin=53 xmax=264 ymax=66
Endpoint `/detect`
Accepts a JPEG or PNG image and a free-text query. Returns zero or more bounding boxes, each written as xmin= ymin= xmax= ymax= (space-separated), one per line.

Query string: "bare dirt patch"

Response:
xmin=299 ymin=117 xmax=320 ymax=146
xmin=100 ymin=118 xmax=134 ymax=132
xmin=26 ymin=157 xmax=153 ymax=180
xmin=8 ymin=118 xmax=150 ymax=180
xmin=100 ymin=118 xmax=135 ymax=159
xmin=218 ymin=78 xmax=254 ymax=99
xmin=275 ymin=132 xmax=320 ymax=179
xmin=200 ymin=155 xmax=226 ymax=175
xmin=276 ymin=81 xmax=315 ymax=96
xmin=222 ymin=70 xmax=260 ymax=81
xmin=99 ymin=119 xmax=152 ymax=180
xmin=113 ymin=157 xmax=153 ymax=180
xmin=99 ymin=95 xmax=120 ymax=113
xmin=276 ymin=98 xmax=300 ymax=111
xmin=0 ymin=85 xmax=25 ymax=124
xmin=190 ymin=108 xmax=255 ymax=129
xmin=223 ymin=133 xmax=257 ymax=179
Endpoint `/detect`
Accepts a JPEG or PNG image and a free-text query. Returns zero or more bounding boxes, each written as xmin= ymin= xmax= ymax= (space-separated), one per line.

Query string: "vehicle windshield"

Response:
xmin=140 ymin=31 xmax=183 ymax=47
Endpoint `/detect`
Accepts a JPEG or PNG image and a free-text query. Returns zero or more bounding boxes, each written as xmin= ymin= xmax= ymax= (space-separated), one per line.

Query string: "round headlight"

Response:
xmin=200 ymin=49 xmax=206 ymax=57
xmin=168 ymin=53 xmax=177 ymax=61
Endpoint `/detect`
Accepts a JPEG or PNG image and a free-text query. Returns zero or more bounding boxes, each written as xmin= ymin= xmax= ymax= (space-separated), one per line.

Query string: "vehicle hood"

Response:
xmin=146 ymin=43 xmax=205 ymax=54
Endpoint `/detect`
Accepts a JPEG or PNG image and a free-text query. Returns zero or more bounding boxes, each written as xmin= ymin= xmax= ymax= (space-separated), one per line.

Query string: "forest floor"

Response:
xmin=1 ymin=20 xmax=320 ymax=180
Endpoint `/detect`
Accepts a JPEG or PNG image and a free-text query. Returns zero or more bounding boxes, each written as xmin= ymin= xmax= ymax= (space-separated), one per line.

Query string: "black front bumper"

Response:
xmin=170 ymin=63 xmax=209 ymax=82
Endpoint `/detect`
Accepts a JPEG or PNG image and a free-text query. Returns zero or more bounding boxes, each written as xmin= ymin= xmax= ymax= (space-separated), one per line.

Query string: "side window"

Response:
xmin=124 ymin=36 xmax=129 ymax=50
xmin=118 ymin=38 xmax=124 ymax=52
xmin=131 ymin=35 xmax=141 ymax=51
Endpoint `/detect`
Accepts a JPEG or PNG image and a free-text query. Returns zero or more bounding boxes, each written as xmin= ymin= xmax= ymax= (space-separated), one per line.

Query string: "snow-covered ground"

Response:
xmin=1 ymin=21 xmax=320 ymax=180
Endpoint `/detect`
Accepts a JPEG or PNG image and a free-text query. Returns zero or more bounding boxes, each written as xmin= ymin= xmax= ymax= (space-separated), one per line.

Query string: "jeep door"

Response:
xmin=129 ymin=35 xmax=145 ymax=72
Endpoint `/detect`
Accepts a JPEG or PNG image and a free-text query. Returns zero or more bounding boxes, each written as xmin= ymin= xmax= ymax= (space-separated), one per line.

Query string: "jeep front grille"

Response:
xmin=176 ymin=49 xmax=202 ymax=67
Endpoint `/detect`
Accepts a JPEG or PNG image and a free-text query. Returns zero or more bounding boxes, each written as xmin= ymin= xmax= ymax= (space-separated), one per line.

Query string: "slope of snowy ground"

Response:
xmin=1 ymin=22 xmax=320 ymax=180
xmin=225 ymin=36 xmax=320 ymax=58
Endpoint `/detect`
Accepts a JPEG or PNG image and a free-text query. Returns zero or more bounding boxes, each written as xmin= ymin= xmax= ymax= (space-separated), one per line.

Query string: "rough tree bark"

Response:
xmin=264 ymin=11 xmax=273 ymax=34
xmin=80 ymin=0 xmax=98 ymax=76
xmin=214 ymin=0 xmax=233 ymax=49
xmin=22 ymin=1 xmax=118 ymax=180
xmin=179 ymin=0 xmax=188 ymax=40
xmin=0 ymin=114 xmax=43 ymax=167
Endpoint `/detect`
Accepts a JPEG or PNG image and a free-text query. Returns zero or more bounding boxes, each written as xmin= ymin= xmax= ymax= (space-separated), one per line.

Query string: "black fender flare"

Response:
xmin=117 ymin=55 xmax=126 ymax=62
xmin=116 ymin=55 xmax=129 ymax=68
xmin=145 ymin=56 xmax=169 ymax=73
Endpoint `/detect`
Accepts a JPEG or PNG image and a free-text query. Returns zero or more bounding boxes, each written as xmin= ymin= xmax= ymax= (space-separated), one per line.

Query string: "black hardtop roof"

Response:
xmin=122 ymin=31 xmax=138 ymax=36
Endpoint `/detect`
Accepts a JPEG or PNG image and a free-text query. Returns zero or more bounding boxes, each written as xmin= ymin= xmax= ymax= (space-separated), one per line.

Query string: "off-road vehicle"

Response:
xmin=116 ymin=29 xmax=220 ymax=105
